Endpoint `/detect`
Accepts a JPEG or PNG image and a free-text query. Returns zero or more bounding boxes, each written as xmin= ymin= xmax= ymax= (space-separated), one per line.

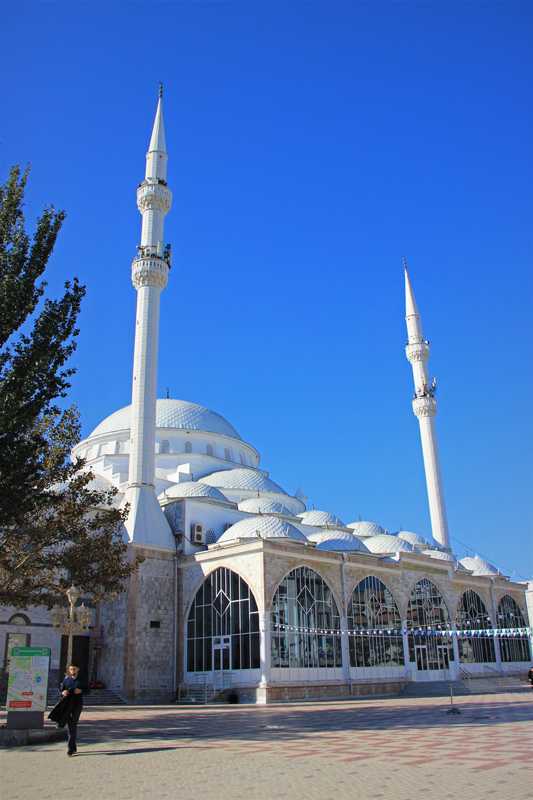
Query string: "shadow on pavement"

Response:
xmin=76 ymin=696 xmax=533 ymax=747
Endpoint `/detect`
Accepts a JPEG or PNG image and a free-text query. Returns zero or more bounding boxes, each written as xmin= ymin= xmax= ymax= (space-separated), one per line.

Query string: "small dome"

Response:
xmin=238 ymin=497 xmax=294 ymax=515
xmin=421 ymin=549 xmax=456 ymax=563
xmin=307 ymin=530 xmax=369 ymax=552
xmin=158 ymin=482 xmax=228 ymax=503
xmin=218 ymin=515 xmax=308 ymax=544
xmin=396 ymin=530 xmax=427 ymax=546
xmin=458 ymin=555 xmax=499 ymax=576
xmin=297 ymin=510 xmax=345 ymax=528
xmin=90 ymin=398 xmax=242 ymax=440
xmin=201 ymin=468 xmax=287 ymax=495
xmin=347 ymin=521 xmax=387 ymax=537
xmin=52 ymin=473 xmax=122 ymax=505
xmin=364 ymin=534 xmax=413 ymax=554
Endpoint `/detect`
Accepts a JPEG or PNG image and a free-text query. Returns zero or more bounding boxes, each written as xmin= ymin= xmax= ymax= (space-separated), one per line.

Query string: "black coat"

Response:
xmin=48 ymin=691 xmax=76 ymax=728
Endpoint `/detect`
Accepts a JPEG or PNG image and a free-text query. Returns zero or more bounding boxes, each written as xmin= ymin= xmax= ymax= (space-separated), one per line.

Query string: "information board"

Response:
xmin=7 ymin=646 xmax=51 ymax=712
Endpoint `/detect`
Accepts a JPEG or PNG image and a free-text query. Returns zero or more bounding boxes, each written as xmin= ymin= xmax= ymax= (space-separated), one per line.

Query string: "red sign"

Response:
xmin=9 ymin=700 xmax=32 ymax=708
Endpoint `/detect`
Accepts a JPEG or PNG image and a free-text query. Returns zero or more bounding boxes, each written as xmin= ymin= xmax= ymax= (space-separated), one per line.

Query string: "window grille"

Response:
xmin=456 ymin=590 xmax=496 ymax=664
xmin=185 ymin=440 xmax=192 ymax=454
xmin=239 ymin=452 xmax=244 ymax=465
xmin=186 ymin=568 xmax=260 ymax=673
xmin=206 ymin=443 xmax=214 ymax=457
xmin=497 ymin=595 xmax=530 ymax=663
xmin=406 ymin=579 xmax=454 ymax=670
xmin=270 ymin=567 xmax=342 ymax=669
xmin=347 ymin=576 xmax=404 ymax=667
xmin=161 ymin=439 xmax=170 ymax=454
xmin=206 ymin=529 xmax=216 ymax=545
xmin=224 ymin=448 xmax=231 ymax=461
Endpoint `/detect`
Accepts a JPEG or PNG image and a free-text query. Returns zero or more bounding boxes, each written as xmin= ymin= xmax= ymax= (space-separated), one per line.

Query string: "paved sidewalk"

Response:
xmin=1 ymin=691 xmax=532 ymax=800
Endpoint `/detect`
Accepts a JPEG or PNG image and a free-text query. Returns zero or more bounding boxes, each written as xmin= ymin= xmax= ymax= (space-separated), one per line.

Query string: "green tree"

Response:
xmin=0 ymin=165 xmax=140 ymax=609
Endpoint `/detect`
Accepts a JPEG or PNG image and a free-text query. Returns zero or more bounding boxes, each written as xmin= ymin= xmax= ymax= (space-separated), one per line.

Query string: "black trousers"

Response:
xmin=67 ymin=703 xmax=83 ymax=751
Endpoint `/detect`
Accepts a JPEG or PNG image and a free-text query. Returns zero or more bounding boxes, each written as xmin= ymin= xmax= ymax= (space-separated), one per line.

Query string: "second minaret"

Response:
xmin=404 ymin=263 xmax=450 ymax=551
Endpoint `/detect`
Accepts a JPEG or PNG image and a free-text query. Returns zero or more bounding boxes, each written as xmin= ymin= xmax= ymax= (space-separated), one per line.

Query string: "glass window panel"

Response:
xmin=347 ymin=575 xmax=405 ymax=668
xmin=186 ymin=568 xmax=260 ymax=675
xmin=270 ymin=567 xmax=342 ymax=669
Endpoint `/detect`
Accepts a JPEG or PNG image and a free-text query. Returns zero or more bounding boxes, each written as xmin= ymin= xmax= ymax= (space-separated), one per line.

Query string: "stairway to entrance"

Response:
xmin=47 ymin=688 xmax=127 ymax=706
xmin=401 ymin=680 xmax=471 ymax=698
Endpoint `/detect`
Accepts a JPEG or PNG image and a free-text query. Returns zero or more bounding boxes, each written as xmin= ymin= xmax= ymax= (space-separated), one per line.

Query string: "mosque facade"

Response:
xmin=1 ymin=94 xmax=531 ymax=705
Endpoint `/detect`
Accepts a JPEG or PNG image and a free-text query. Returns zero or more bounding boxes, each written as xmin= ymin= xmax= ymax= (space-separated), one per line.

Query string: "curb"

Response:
xmin=0 ymin=727 xmax=68 ymax=747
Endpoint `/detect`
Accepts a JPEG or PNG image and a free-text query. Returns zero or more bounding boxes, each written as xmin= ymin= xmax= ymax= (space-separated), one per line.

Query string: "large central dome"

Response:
xmin=90 ymin=398 xmax=242 ymax=440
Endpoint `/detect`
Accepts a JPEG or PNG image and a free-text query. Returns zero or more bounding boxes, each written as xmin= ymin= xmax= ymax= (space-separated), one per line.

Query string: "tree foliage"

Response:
xmin=0 ymin=165 xmax=140 ymax=609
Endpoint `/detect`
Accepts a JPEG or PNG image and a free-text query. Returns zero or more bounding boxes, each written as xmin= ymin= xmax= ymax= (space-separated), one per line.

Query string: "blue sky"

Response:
xmin=2 ymin=2 xmax=532 ymax=580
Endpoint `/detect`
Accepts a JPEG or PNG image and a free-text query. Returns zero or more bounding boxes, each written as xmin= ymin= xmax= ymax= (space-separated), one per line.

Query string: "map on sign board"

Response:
xmin=7 ymin=646 xmax=51 ymax=712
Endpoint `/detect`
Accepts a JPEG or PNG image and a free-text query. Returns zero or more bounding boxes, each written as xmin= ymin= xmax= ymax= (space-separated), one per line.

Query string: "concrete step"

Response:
xmin=47 ymin=689 xmax=127 ymax=706
xmin=466 ymin=677 xmax=528 ymax=694
xmin=401 ymin=680 xmax=471 ymax=698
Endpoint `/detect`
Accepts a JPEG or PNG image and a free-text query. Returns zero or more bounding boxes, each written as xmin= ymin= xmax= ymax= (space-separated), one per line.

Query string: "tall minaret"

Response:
xmin=404 ymin=261 xmax=450 ymax=550
xmin=123 ymin=86 xmax=174 ymax=547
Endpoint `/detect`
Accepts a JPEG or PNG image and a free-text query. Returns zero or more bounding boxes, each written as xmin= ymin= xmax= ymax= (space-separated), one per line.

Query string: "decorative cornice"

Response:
xmin=406 ymin=341 xmax=430 ymax=363
xmin=412 ymin=397 xmax=438 ymax=418
xmin=137 ymin=183 xmax=172 ymax=215
xmin=131 ymin=257 xmax=169 ymax=290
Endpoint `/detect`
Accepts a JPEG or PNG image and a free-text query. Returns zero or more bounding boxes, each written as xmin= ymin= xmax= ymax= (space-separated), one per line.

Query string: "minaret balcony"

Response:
xmin=137 ymin=182 xmax=172 ymax=215
xmin=131 ymin=256 xmax=169 ymax=291
xmin=412 ymin=396 xmax=437 ymax=418
xmin=405 ymin=340 xmax=430 ymax=363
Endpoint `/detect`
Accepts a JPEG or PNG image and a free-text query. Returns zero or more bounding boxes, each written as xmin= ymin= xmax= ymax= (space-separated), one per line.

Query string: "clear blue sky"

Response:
xmin=2 ymin=2 xmax=532 ymax=580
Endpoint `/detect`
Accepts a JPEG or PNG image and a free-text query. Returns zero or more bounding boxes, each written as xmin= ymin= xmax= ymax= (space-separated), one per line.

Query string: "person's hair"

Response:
xmin=69 ymin=662 xmax=79 ymax=668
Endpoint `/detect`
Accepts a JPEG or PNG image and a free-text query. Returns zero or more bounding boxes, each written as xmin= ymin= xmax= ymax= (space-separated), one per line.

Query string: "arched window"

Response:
xmin=224 ymin=448 xmax=231 ymax=461
xmin=406 ymin=579 xmax=454 ymax=671
xmin=497 ymin=595 xmax=530 ymax=663
xmin=239 ymin=452 xmax=245 ymax=465
xmin=185 ymin=440 xmax=192 ymax=454
xmin=117 ymin=441 xmax=126 ymax=454
xmin=206 ymin=443 xmax=214 ymax=457
xmin=456 ymin=590 xmax=496 ymax=664
xmin=270 ymin=567 xmax=342 ymax=669
xmin=161 ymin=439 xmax=170 ymax=454
xmin=186 ymin=568 xmax=260 ymax=673
xmin=9 ymin=614 xmax=29 ymax=626
xmin=347 ymin=576 xmax=404 ymax=668
xmin=206 ymin=529 xmax=216 ymax=545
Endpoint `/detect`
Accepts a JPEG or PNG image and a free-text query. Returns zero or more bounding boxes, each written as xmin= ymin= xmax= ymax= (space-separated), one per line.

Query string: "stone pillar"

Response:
xmin=402 ymin=621 xmax=412 ymax=680
xmin=493 ymin=630 xmax=503 ymax=671
xmin=341 ymin=629 xmax=351 ymax=682
xmin=259 ymin=612 xmax=271 ymax=686
xmin=450 ymin=624 xmax=461 ymax=680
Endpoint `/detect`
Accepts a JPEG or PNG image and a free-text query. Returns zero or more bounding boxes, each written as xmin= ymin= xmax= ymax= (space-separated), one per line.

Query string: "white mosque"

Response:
xmin=1 ymin=92 xmax=531 ymax=704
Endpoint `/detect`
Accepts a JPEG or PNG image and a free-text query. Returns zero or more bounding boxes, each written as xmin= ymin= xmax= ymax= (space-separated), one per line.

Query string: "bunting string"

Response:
xmin=269 ymin=623 xmax=532 ymax=638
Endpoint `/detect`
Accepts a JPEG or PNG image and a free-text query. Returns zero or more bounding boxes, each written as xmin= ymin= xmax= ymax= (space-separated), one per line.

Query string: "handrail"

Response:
xmin=213 ymin=671 xmax=237 ymax=693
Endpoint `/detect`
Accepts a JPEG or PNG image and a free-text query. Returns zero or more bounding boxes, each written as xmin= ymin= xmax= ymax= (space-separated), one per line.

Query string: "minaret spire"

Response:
xmin=404 ymin=262 xmax=450 ymax=550
xmin=122 ymin=91 xmax=174 ymax=547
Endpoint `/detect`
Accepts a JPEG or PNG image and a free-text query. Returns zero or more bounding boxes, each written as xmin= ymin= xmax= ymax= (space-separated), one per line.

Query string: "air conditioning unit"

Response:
xmin=223 ymin=523 xmax=233 ymax=532
xmin=191 ymin=524 xmax=205 ymax=545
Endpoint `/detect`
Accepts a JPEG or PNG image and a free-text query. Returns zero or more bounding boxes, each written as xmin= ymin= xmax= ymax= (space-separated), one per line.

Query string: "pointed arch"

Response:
xmin=406 ymin=578 xmax=451 ymax=630
xmin=406 ymin=578 xmax=454 ymax=672
xmin=347 ymin=575 xmax=404 ymax=668
xmin=456 ymin=590 xmax=496 ymax=664
xmin=497 ymin=595 xmax=531 ymax=663
xmin=186 ymin=567 xmax=260 ymax=674
xmin=270 ymin=566 xmax=342 ymax=669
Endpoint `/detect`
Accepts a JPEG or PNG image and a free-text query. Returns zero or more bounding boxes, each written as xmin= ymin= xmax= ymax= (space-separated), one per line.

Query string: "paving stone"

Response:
xmin=0 ymin=692 xmax=531 ymax=800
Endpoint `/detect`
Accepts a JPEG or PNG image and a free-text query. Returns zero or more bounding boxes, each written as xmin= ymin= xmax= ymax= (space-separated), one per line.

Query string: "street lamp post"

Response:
xmin=50 ymin=586 xmax=94 ymax=675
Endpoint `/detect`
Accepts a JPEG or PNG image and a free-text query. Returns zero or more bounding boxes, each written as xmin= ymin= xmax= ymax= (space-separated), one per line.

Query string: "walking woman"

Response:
xmin=60 ymin=662 xmax=90 ymax=756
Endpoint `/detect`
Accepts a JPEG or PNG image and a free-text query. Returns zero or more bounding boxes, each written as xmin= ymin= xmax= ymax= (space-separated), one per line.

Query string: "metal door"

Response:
xmin=213 ymin=636 xmax=231 ymax=671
